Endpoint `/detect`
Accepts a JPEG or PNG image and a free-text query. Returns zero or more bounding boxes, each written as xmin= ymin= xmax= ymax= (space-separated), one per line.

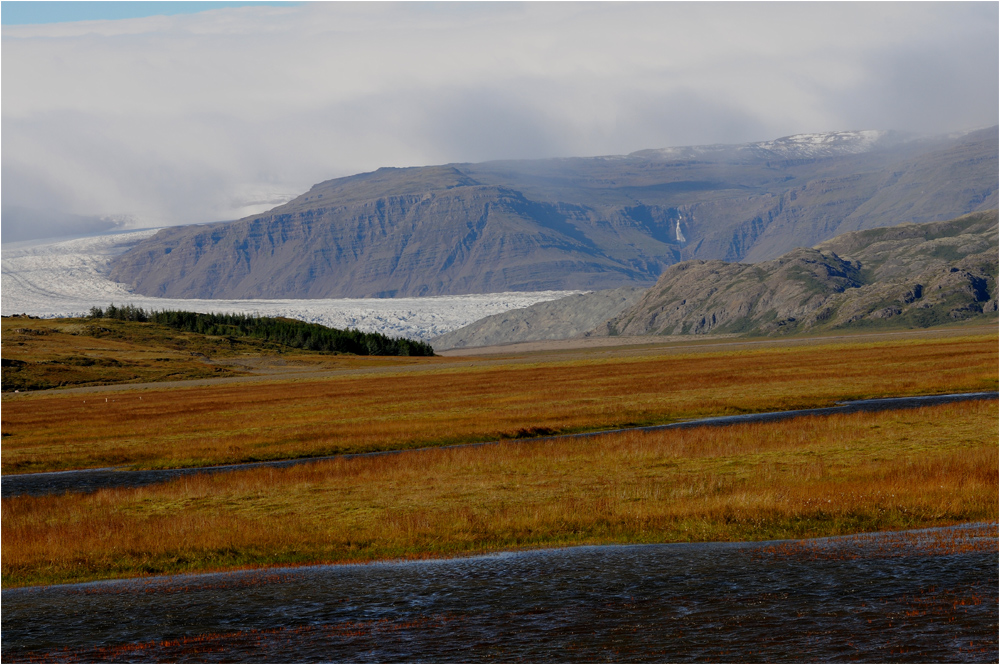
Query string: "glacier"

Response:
xmin=1 ymin=230 xmax=578 ymax=341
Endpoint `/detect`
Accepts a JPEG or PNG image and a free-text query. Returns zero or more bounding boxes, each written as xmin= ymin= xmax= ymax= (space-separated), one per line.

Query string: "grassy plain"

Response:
xmin=3 ymin=400 xmax=995 ymax=587
xmin=2 ymin=331 xmax=996 ymax=473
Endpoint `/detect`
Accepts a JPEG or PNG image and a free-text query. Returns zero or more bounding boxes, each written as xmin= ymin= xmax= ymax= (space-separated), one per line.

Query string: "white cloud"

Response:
xmin=2 ymin=2 xmax=996 ymax=239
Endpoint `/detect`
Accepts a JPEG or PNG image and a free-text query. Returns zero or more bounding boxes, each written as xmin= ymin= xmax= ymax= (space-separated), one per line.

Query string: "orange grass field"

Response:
xmin=2 ymin=400 xmax=996 ymax=587
xmin=1 ymin=333 xmax=996 ymax=473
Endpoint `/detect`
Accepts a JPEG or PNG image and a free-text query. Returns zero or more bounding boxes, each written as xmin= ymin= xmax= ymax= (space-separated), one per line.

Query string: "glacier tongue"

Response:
xmin=1 ymin=231 xmax=577 ymax=341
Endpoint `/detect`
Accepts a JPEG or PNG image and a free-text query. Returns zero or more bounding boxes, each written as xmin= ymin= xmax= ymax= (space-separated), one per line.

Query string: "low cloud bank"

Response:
xmin=2 ymin=3 xmax=996 ymax=239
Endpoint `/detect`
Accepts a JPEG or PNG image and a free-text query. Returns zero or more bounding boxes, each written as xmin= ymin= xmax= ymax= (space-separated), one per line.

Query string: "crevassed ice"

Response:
xmin=1 ymin=231 xmax=577 ymax=340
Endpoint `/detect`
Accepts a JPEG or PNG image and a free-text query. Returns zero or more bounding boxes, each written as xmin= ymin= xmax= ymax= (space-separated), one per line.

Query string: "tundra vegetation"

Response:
xmin=2 ymin=400 xmax=995 ymax=587
xmin=1 ymin=312 xmax=440 ymax=392
xmin=1 ymin=328 xmax=995 ymax=474
xmin=87 ymin=305 xmax=436 ymax=357
xmin=1 ymin=323 xmax=996 ymax=588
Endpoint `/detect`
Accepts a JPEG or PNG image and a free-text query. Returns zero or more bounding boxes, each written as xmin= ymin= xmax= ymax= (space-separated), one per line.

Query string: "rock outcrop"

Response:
xmin=431 ymin=287 xmax=645 ymax=350
xmin=593 ymin=211 xmax=998 ymax=337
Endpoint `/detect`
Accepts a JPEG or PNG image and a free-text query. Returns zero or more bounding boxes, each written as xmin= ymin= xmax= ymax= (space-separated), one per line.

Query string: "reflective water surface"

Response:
xmin=3 ymin=524 xmax=996 ymax=663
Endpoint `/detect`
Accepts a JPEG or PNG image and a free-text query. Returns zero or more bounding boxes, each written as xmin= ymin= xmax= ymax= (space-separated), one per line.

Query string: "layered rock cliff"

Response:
xmin=110 ymin=128 xmax=998 ymax=299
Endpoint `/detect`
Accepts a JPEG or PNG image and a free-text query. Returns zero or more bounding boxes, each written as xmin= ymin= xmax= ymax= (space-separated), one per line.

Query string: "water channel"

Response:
xmin=3 ymin=391 xmax=996 ymax=499
xmin=3 ymin=524 xmax=996 ymax=662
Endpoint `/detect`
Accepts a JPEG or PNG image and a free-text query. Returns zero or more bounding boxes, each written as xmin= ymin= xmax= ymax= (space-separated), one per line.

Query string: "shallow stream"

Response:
xmin=3 ymin=524 xmax=996 ymax=662
xmin=3 ymin=391 xmax=996 ymax=499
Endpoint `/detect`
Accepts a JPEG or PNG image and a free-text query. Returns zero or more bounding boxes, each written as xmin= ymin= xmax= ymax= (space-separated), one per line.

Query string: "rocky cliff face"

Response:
xmin=110 ymin=128 xmax=998 ymax=299
xmin=430 ymin=287 xmax=645 ymax=350
xmin=110 ymin=180 xmax=663 ymax=298
xmin=593 ymin=211 xmax=998 ymax=337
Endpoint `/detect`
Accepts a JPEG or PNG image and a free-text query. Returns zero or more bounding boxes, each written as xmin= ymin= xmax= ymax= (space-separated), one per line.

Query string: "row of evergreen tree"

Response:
xmin=87 ymin=304 xmax=435 ymax=356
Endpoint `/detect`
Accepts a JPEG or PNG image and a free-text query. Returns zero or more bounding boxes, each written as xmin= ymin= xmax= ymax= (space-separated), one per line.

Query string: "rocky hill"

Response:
xmin=592 ymin=211 xmax=998 ymax=337
xmin=430 ymin=287 xmax=644 ymax=351
xmin=110 ymin=127 xmax=998 ymax=299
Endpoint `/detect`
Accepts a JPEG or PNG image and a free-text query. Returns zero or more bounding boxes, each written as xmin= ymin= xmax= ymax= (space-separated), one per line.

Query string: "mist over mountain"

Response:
xmin=110 ymin=127 xmax=998 ymax=299
xmin=0 ymin=206 xmax=131 ymax=244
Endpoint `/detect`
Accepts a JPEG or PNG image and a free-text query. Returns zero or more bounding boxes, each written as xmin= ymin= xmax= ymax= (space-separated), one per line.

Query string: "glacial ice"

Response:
xmin=1 ymin=230 xmax=577 ymax=341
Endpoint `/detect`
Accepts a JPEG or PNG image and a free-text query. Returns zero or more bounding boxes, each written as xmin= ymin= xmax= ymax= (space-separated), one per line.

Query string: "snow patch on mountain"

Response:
xmin=1 ymin=231 xmax=577 ymax=340
xmin=631 ymin=129 xmax=901 ymax=162
xmin=752 ymin=130 xmax=888 ymax=158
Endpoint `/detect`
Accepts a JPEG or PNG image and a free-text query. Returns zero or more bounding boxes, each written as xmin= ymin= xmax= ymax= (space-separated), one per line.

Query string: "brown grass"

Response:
xmin=3 ymin=400 xmax=995 ymax=587
xmin=1 ymin=316 xmax=438 ymax=392
xmin=2 ymin=333 xmax=996 ymax=473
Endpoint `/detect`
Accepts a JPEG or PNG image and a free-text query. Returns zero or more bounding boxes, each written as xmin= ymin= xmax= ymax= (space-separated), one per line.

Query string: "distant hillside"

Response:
xmin=1 ymin=307 xmax=433 ymax=392
xmin=111 ymin=127 xmax=998 ymax=299
xmin=431 ymin=287 xmax=644 ymax=351
xmin=592 ymin=211 xmax=998 ymax=338
xmin=86 ymin=305 xmax=435 ymax=357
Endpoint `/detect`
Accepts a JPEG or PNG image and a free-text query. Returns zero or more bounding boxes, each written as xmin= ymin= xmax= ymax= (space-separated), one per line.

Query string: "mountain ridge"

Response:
xmin=592 ymin=210 xmax=999 ymax=338
xmin=110 ymin=127 xmax=998 ymax=299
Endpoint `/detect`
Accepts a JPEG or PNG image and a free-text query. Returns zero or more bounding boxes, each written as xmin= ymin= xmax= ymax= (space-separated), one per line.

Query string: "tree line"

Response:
xmin=87 ymin=304 xmax=435 ymax=356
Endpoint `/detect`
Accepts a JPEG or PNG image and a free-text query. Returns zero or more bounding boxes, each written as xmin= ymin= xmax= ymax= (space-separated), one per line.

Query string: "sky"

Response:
xmin=2 ymin=1 xmax=998 ymax=242
xmin=0 ymin=1 xmax=298 ymax=24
